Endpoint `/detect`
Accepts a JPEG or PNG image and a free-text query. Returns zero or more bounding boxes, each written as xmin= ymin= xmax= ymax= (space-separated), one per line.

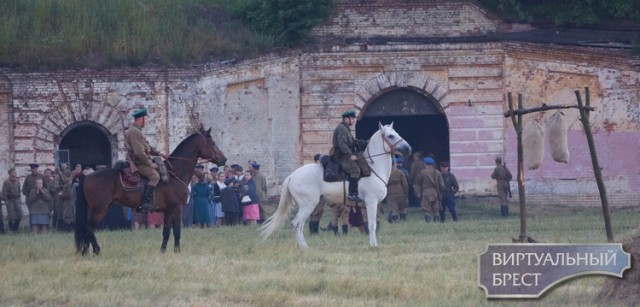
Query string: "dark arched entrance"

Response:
xmin=357 ymin=88 xmax=449 ymax=164
xmin=58 ymin=122 xmax=113 ymax=170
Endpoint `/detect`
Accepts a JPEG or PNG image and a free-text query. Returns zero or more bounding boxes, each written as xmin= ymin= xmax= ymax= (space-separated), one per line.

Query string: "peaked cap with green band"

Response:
xmin=132 ymin=108 xmax=148 ymax=118
xmin=342 ymin=109 xmax=357 ymax=118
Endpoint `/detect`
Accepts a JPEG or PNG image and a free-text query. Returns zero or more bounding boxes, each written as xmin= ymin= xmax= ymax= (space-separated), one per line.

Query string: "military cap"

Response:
xmin=210 ymin=167 xmax=219 ymax=172
xmin=440 ymin=161 xmax=449 ymax=167
xmin=132 ymin=108 xmax=148 ymax=118
xmin=224 ymin=178 xmax=236 ymax=185
xmin=251 ymin=162 xmax=260 ymax=169
xmin=342 ymin=109 xmax=357 ymax=118
xmin=195 ymin=164 xmax=205 ymax=169
xmin=29 ymin=163 xmax=39 ymax=169
xmin=423 ymin=157 xmax=435 ymax=165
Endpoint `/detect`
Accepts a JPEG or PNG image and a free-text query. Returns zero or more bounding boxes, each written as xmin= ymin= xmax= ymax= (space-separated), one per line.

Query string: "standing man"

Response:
xmin=439 ymin=162 xmax=459 ymax=222
xmin=43 ymin=168 xmax=57 ymax=228
xmin=331 ymin=109 xmax=364 ymax=202
xmin=250 ymin=162 xmax=268 ymax=224
xmin=491 ymin=156 xmax=512 ymax=217
xmin=413 ymin=157 xmax=444 ymax=223
xmin=124 ymin=108 xmax=166 ymax=212
xmin=2 ymin=168 xmax=22 ymax=232
xmin=386 ymin=158 xmax=409 ymax=223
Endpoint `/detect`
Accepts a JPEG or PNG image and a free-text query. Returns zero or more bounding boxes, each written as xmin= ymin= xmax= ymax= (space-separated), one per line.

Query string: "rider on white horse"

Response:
xmin=332 ymin=109 xmax=367 ymax=202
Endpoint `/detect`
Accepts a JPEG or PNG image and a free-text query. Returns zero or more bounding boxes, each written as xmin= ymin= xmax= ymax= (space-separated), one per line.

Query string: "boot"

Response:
xmin=424 ymin=215 xmax=432 ymax=223
xmin=341 ymin=224 xmax=348 ymax=235
xmin=364 ymin=223 xmax=369 ymax=235
xmin=11 ymin=219 xmax=20 ymax=232
xmin=399 ymin=213 xmax=406 ymax=221
xmin=332 ymin=225 xmax=339 ymax=236
xmin=309 ymin=221 xmax=320 ymax=235
xmin=138 ymin=185 xmax=157 ymax=212
xmin=501 ymin=205 xmax=509 ymax=217
xmin=347 ymin=178 xmax=364 ymax=202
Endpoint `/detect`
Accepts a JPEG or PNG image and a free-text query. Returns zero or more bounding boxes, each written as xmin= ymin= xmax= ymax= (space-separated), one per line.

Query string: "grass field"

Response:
xmin=1 ymin=199 xmax=638 ymax=306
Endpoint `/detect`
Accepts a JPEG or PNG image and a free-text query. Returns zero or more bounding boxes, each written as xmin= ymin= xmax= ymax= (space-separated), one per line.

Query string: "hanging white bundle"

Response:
xmin=546 ymin=110 xmax=570 ymax=163
xmin=522 ymin=119 xmax=545 ymax=170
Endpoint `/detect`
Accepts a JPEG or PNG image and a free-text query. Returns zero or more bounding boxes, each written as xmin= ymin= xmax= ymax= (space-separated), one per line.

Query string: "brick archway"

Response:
xmin=354 ymin=71 xmax=448 ymax=112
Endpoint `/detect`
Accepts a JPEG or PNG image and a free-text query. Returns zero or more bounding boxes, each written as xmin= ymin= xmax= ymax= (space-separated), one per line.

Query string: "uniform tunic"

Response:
xmin=2 ymin=177 xmax=22 ymax=221
xmin=386 ymin=167 xmax=409 ymax=215
xmin=124 ymin=124 xmax=161 ymax=186
xmin=491 ymin=164 xmax=512 ymax=203
xmin=332 ymin=122 xmax=360 ymax=177
xmin=413 ymin=165 xmax=445 ymax=216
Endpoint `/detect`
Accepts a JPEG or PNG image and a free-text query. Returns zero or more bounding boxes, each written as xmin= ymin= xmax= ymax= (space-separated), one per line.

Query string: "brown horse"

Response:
xmin=74 ymin=127 xmax=227 ymax=255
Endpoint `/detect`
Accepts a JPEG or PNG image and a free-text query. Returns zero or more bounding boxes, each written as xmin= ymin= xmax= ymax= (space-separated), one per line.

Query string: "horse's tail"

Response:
xmin=74 ymin=176 xmax=88 ymax=253
xmin=260 ymin=175 xmax=294 ymax=240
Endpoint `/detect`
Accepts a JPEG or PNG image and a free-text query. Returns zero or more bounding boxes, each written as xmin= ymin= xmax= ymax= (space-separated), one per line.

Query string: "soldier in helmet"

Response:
xmin=331 ymin=109 xmax=365 ymax=202
xmin=124 ymin=108 xmax=167 ymax=212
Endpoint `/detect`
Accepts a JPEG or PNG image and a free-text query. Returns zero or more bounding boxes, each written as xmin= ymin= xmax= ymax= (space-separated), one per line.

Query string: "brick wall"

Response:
xmin=0 ymin=1 xmax=637 ymax=207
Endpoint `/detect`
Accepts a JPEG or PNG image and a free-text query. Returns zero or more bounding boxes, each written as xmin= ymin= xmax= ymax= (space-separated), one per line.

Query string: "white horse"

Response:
xmin=260 ymin=123 xmax=411 ymax=248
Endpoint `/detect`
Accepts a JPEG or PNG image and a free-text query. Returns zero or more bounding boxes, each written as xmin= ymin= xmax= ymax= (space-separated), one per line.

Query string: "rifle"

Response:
xmin=503 ymin=159 xmax=512 ymax=198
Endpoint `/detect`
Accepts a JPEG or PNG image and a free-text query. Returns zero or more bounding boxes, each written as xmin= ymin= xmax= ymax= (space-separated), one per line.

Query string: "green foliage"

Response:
xmin=227 ymin=0 xmax=334 ymax=47
xmin=478 ymin=0 xmax=640 ymax=26
xmin=0 ymin=0 xmax=275 ymax=69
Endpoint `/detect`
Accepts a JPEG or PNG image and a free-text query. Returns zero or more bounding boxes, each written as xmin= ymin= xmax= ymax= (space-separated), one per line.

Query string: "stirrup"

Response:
xmin=347 ymin=194 xmax=364 ymax=202
xmin=136 ymin=203 xmax=157 ymax=212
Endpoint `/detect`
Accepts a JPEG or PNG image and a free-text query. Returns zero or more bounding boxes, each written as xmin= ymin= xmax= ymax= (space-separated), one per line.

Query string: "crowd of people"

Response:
xmin=0 ymin=162 xmax=88 ymax=234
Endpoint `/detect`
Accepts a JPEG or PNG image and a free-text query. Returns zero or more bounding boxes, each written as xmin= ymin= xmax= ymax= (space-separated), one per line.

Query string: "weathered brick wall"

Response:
xmin=311 ymin=0 xmax=499 ymax=39
xmin=0 ymin=1 xmax=637 ymax=207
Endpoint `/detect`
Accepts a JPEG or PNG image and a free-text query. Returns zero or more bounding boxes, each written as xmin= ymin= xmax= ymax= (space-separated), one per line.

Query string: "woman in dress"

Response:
xmin=191 ymin=173 xmax=212 ymax=228
xmin=241 ymin=171 xmax=260 ymax=225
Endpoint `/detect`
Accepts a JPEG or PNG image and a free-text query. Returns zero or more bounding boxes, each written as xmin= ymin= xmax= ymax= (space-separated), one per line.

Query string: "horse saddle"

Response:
xmin=319 ymin=155 xmax=371 ymax=183
xmin=114 ymin=158 xmax=169 ymax=191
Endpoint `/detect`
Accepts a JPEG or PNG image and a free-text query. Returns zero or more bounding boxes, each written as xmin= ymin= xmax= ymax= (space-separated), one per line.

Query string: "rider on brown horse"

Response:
xmin=124 ymin=108 xmax=167 ymax=212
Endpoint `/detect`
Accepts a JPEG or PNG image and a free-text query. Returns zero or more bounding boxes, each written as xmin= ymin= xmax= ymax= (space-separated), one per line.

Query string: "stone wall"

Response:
xmin=0 ymin=1 xmax=637 ymax=206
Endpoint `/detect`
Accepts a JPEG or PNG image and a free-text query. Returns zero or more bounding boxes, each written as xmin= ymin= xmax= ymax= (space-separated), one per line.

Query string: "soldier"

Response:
xmin=439 ymin=162 xmax=459 ymax=222
xmin=413 ymin=157 xmax=445 ymax=222
xmin=2 ymin=168 xmax=22 ymax=232
xmin=386 ymin=158 xmax=409 ymax=223
xmin=43 ymin=168 xmax=57 ymax=228
xmin=331 ymin=109 xmax=364 ymax=202
xmin=123 ymin=108 xmax=167 ymax=212
xmin=491 ymin=156 xmax=512 ymax=217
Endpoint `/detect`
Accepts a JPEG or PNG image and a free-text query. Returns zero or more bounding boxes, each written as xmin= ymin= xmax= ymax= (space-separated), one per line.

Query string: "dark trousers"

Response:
xmin=439 ymin=195 xmax=458 ymax=222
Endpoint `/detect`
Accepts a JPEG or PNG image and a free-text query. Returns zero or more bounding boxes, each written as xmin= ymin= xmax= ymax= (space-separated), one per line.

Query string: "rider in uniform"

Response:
xmin=124 ymin=108 xmax=166 ymax=212
xmin=332 ymin=109 xmax=365 ymax=202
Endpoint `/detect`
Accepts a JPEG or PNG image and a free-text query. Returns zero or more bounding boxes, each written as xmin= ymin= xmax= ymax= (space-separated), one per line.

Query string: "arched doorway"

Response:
xmin=58 ymin=121 xmax=114 ymax=170
xmin=357 ymin=88 xmax=449 ymax=164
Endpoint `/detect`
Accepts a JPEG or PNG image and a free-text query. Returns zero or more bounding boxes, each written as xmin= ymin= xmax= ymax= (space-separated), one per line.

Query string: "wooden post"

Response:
xmin=508 ymin=93 xmax=527 ymax=242
xmin=575 ymin=87 xmax=614 ymax=242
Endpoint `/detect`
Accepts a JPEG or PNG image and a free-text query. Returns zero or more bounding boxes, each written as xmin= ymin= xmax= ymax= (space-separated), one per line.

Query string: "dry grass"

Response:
xmin=1 ymin=201 xmax=638 ymax=306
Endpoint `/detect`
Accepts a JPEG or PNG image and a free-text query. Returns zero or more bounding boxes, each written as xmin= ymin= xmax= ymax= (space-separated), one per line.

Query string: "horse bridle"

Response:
xmin=364 ymin=130 xmax=406 ymax=186
xmin=163 ymin=132 xmax=217 ymax=189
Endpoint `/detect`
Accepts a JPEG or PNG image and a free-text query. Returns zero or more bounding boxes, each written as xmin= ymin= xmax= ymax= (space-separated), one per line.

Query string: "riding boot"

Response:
xmin=364 ymin=223 xmax=369 ymax=235
xmin=309 ymin=221 xmax=320 ymax=235
xmin=138 ymin=185 xmax=157 ymax=212
xmin=332 ymin=225 xmax=339 ymax=236
xmin=347 ymin=178 xmax=364 ymax=202
xmin=341 ymin=224 xmax=348 ymax=235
